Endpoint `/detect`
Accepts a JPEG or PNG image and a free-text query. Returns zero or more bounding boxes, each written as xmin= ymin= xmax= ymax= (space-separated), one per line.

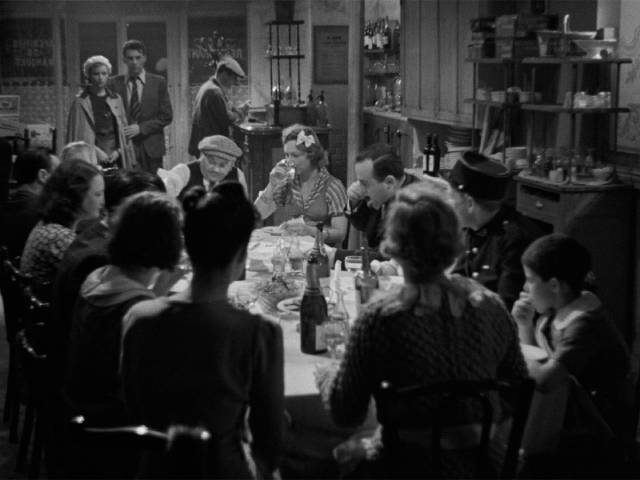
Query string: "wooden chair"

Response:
xmin=0 ymin=247 xmax=32 ymax=443
xmin=376 ymin=378 xmax=535 ymax=479
xmin=69 ymin=415 xmax=212 ymax=478
xmin=15 ymin=287 xmax=51 ymax=479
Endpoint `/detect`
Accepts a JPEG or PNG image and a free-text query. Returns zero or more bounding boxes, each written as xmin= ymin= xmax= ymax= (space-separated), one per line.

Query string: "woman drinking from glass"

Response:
xmin=67 ymin=55 xmax=135 ymax=169
xmin=254 ymin=124 xmax=348 ymax=246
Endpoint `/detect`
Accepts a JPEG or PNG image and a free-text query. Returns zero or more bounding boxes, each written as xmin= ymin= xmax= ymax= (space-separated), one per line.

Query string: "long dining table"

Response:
xmin=172 ymin=227 xmax=569 ymax=476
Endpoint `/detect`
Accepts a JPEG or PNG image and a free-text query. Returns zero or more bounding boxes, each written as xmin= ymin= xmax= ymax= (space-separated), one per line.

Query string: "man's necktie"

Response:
xmin=129 ymin=76 xmax=141 ymax=122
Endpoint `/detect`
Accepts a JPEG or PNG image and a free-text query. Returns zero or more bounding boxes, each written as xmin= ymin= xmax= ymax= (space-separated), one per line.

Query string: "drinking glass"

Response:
xmin=344 ymin=255 xmax=363 ymax=273
xmin=324 ymin=319 xmax=349 ymax=360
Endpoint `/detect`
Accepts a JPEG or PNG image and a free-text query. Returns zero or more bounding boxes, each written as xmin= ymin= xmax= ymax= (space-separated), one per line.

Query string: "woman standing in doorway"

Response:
xmin=66 ymin=55 xmax=135 ymax=169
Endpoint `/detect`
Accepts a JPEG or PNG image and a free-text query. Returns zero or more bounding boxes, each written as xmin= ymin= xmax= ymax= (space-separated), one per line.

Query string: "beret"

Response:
xmin=449 ymin=151 xmax=510 ymax=201
xmin=198 ymin=135 xmax=243 ymax=162
xmin=217 ymin=56 xmax=246 ymax=78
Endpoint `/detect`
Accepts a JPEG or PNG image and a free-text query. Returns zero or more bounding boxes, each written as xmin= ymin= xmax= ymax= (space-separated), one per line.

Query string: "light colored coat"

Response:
xmin=66 ymin=88 xmax=136 ymax=169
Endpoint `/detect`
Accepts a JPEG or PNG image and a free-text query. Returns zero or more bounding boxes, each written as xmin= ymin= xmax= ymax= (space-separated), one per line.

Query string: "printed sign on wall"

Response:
xmin=0 ymin=18 xmax=54 ymax=81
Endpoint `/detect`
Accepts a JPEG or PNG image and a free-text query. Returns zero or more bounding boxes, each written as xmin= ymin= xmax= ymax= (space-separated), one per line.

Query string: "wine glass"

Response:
xmin=324 ymin=319 xmax=349 ymax=360
xmin=344 ymin=255 xmax=363 ymax=273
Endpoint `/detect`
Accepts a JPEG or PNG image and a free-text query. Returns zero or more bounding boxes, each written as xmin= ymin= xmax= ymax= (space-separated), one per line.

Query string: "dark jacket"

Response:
xmin=177 ymin=161 xmax=239 ymax=200
xmin=122 ymin=297 xmax=284 ymax=478
xmin=188 ymin=77 xmax=234 ymax=156
xmin=452 ymin=205 xmax=544 ymax=310
xmin=65 ymin=265 xmax=155 ymax=424
xmin=108 ymin=72 xmax=173 ymax=158
xmin=348 ymin=172 xmax=421 ymax=248
xmin=0 ymin=188 xmax=39 ymax=259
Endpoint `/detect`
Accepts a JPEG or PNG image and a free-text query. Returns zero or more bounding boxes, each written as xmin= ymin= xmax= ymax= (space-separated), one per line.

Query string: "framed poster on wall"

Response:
xmin=313 ymin=25 xmax=348 ymax=84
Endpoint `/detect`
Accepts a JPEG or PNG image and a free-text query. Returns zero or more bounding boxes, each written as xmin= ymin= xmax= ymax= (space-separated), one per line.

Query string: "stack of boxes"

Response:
xmin=469 ymin=14 xmax=558 ymax=59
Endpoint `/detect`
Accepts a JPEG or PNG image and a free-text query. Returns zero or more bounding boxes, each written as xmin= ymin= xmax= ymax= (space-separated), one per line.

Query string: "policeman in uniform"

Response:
xmin=449 ymin=151 xmax=544 ymax=310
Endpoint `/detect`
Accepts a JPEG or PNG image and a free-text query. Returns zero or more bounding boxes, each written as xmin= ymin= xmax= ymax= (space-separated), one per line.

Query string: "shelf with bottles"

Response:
xmin=363 ymin=16 xmax=400 ymax=53
xmin=463 ymin=98 xmax=521 ymax=108
xmin=363 ymin=48 xmax=400 ymax=55
xmin=521 ymin=57 xmax=632 ymax=65
xmin=265 ymin=54 xmax=305 ymax=60
xmin=364 ymin=71 xmax=400 ymax=77
xmin=521 ymin=104 xmax=629 ymax=114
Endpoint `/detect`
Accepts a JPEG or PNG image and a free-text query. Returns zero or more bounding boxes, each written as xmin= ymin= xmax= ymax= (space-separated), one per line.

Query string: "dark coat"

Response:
xmin=177 ymin=161 xmax=240 ymax=200
xmin=0 ymin=188 xmax=39 ymax=259
xmin=108 ymin=72 xmax=173 ymax=158
xmin=188 ymin=77 xmax=234 ymax=156
xmin=452 ymin=205 xmax=544 ymax=310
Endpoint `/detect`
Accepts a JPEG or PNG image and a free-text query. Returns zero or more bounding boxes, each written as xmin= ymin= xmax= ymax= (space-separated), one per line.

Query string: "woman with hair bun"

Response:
xmin=317 ymin=182 xmax=528 ymax=477
xmin=254 ymin=124 xmax=348 ymax=246
xmin=122 ymin=182 xmax=284 ymax=479
xmin=66 ymin=55 xmax=135 ymax=168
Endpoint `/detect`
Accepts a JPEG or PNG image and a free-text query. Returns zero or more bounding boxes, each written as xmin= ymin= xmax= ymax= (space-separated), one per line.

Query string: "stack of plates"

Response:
xmin=505 ymin=146 xmax=529 ymax=169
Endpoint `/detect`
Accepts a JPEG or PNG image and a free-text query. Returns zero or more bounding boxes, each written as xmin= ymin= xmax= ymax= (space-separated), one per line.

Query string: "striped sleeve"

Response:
xmin=325 ymin=176 xmax=348 ymax=218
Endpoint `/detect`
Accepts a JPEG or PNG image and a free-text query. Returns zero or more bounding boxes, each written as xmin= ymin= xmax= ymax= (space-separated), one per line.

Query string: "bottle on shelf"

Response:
xmin=393 ymin=76 xmax=402 ymax=112
xmin=422 ymin=134 xmax=432 ymax=174
xmin=392 ymin=20 xmax=401 ymax=52
xmin=316 ymin=91 xmax=329 ymax=126
xmin=374 ymin=19 xmax=383 ymax=49
xmin=306 ymin=90 xmax=317 ymax=126
xmin=364 ymin=21 xmax=373 ymax=50
xmin=383 ymin=17 xmax=391 ymax=50
xmin=428 ymin=134 xmax=441 ymax=177
xmin=354 ymin=246 xmax=379 ymax=315
xmin=300 ymin=255 xmax=328 ymax=355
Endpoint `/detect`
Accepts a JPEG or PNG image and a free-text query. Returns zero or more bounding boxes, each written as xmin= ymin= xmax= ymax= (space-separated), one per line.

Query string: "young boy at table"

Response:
xmin=512 ymin=233 xmax=630 ymax=469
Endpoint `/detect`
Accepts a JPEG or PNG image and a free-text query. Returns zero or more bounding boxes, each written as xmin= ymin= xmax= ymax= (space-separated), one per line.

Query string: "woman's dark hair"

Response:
xmin=522 ymin=233 xmax=591 ymax=293
xmin=39 ymin=159 xmax=101 ymax=227
xmin=281 ymin=124 xmax=326 ymax=168
xmin=13 ymin=149 xmax=53 ymax=185
xmin=381 ymin=183 xmax=463 ymax=283
xmin=108 ymin=191 xmax=182 ymax=270
xmin=182 ymin=182 xmax=257 ymax=272
xmin=104 ymin=169 xmax=166 ymax=214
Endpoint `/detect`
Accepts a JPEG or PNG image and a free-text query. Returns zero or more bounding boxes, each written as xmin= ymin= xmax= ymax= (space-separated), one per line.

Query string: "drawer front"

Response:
xmin=517 ymin=184 xmax=561 ymax=225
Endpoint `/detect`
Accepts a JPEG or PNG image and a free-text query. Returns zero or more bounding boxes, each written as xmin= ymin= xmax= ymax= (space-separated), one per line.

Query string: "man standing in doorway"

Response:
xmin=108 ymin=39 xmax=173 ymax=174
xmin=188 ymin=55 xmax=249 ymax=156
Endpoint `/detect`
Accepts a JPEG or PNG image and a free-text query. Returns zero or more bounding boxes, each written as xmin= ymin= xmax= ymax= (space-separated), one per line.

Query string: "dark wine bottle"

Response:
xmin=354 ymin=246 xmax=379 ymax=315
xmin=300 ymin=256 xmax=328 ymax=354
xmin=430 ymin=134 xmax=441 ymax=176
xmin=308 ymin=225 xmax=330 ymax=279
xmin=422 ymin=134 xmax=432 ymax=174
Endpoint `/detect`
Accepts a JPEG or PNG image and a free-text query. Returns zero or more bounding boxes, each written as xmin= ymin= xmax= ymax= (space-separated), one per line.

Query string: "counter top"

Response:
xmin=363 ymin=106 xmax=406 ymax=121
xmin=235 ymin=121 xmax=332 ymax=135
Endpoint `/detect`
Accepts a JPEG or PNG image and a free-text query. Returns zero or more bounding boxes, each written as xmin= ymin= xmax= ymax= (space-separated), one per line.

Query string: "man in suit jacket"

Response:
xmin=108 ymin=39 xmax=173 ymax=174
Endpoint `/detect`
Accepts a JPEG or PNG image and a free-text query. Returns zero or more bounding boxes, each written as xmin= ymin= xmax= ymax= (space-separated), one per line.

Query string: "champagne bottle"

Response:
xmin=422 ymin=134 xmax=432 ymax=174
xmin=308 ymin=225 xmax=330 ymax=279
xmin=354 ymin=246 xmax=379 ymax=315
xmin=300 ymin=256 xmax=328 ymax=354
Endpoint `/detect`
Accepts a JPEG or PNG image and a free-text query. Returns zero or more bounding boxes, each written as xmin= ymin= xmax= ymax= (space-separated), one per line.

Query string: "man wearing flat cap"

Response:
xmin=188 ymin=55 xmax=250 ymax=157
xmin=448 ymin=152 xmax=543 ymax=310
xmin=161 ymin=135 xmax=248 ymax=199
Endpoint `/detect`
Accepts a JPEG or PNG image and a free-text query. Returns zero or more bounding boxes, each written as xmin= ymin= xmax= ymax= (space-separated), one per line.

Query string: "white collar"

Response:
xmin=552 ymin=291 xmax=602 ymax=330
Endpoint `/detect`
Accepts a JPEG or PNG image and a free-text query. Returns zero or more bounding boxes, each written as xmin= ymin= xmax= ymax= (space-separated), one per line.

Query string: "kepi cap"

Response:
xmin=217 ymin=56 xmax=245 ymax=78
xmin=449 ymin=151 xmax=510 ymax=201
xmin=198 ymin=135 xmax=243 ymax=163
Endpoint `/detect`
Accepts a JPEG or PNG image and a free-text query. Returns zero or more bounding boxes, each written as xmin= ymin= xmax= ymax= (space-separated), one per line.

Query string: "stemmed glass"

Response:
xmin=324 ymin=319 xmax=349 ymax=360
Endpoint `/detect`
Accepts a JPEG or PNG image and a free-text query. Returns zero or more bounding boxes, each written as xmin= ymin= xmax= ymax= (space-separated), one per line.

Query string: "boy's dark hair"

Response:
xmin=39 ymin=159 xmax=101 ymax=227
xmin=522 ymin=233 xmax=591 ymax=293
xmin=104 ymin=169 xmax=165 ymax=214
xmin=182 ymin=182 xmax=257 ymax=272
xmin=123 ymin=39 xmax=146 ymax=56
xmin=355 ymin=144 xmax=404 ymax=181
xmin=13 ymin=149 xmax=53 ymax=185
xmin=108 ymin=191 xmax=182 ymax=270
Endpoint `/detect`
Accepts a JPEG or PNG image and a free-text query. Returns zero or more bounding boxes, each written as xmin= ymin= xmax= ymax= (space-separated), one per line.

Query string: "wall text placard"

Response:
xmin=0 ymin=19 xmax=54 ymax=80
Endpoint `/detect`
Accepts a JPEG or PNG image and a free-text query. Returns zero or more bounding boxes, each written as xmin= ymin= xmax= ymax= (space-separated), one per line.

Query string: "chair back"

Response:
xmin=69 ymin=416 xmax=212 ymax=478
xmin=0 ymin=247 xmax=32 ymax=341
xmin=377 ymin=378 xmax=535 ymax=479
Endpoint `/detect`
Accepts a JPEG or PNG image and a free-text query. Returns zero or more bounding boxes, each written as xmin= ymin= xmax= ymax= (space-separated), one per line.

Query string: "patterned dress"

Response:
xmin=21 ymin=222 xmax=76 ymax=285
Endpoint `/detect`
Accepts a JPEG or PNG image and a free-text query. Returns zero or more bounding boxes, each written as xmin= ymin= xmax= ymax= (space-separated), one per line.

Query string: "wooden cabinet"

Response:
xmin=401 ymin=0 xmax=477 ymax=126
xmin=515 ymin=176 xmax=634 ymax=341
xmin=363 ymin=109 xmax=412 ymax=168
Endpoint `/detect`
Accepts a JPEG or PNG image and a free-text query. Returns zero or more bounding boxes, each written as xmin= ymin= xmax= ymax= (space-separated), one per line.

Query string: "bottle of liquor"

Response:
xmin=364 ymin=21 xmax=372 ymax=50
xmin=383 ymin=17 xmax=391 ymax=50
xmin=431 ymin=134 xmax=441 ymax=176
xmin=374 ymin=19 xmax=383 ymax=49
xmin=392 ymin=20 xmax=401 ymax=52
xmin=316 ymin=91 xmax=329 ymax=126
xmin=422 ymin=133 xmax=432 ymax=174
xmin=300 ymin=256 xmax=328 ymax=354
xmin=354 ymin=246 xmax=379 ymax=315
xmin=308 ymin=225 xmax=330 ymax=279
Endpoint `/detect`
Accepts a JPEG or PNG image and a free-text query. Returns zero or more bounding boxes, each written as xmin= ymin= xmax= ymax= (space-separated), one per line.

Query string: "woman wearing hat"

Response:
xmin=67 ymin=55 xmax=136 ymax=169
xmin=159 ymin=134 xmax=248 ymax=199
xmin=254 ymin=124 xmax=348 ymax=246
